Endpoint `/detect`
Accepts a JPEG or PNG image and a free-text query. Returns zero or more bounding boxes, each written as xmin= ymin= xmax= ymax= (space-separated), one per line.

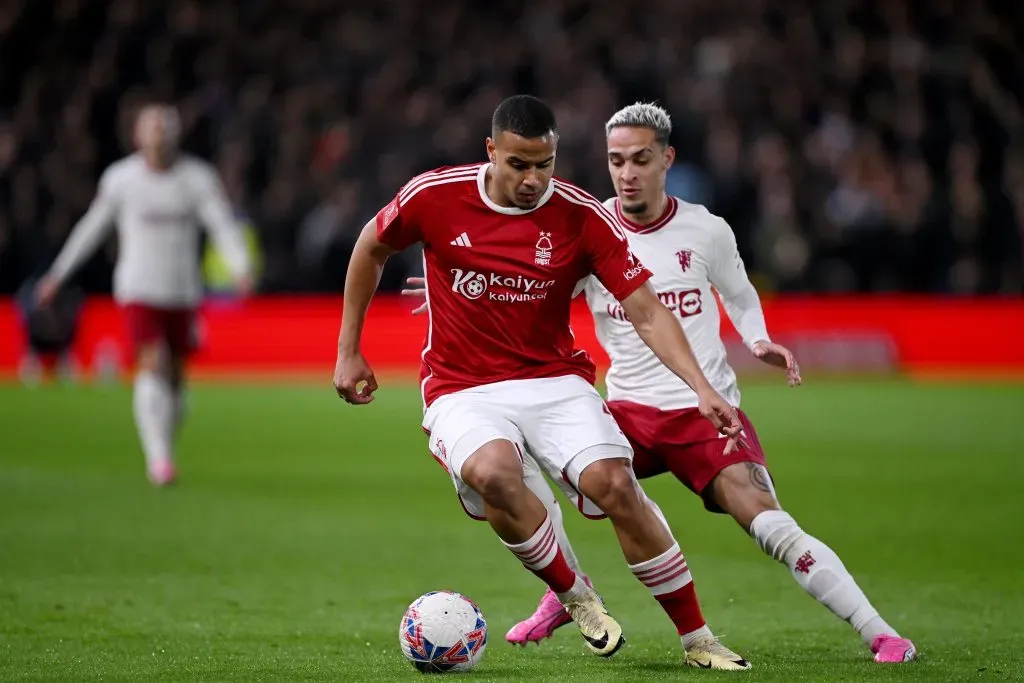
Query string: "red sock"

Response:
xmin=630 ymin=542 xmax=707 ymax=634
xmin=502 ymin=514 xmax=578 ymax=593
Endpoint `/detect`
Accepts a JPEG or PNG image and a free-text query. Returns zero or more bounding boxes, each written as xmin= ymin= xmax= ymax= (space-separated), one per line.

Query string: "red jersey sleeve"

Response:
xmin=580 ymin=200 xmax=652 ymax=300
xmin=375 ymin=185 xmax=423 ymax=251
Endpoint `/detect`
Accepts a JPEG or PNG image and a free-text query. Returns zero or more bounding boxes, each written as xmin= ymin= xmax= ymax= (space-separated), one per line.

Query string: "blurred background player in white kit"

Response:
xmin=404 ymin=103 xmax=917 ymax=666
xmin=35 ymin=103 xmax=254 ymax=487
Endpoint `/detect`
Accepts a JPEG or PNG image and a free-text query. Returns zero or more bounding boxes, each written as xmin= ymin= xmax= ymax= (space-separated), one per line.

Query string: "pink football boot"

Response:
xmin=506 ymin=578 xmax=594 ymax=646
xmin=871 ymin=635 xmax=917 ymax=663
xmin=147 ymin=459 xmax=177 ymax=487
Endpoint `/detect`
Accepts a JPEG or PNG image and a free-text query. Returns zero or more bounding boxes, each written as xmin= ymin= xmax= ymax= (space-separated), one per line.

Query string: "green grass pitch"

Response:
xmin=1 ymin=378 xmax=1023 ymax=682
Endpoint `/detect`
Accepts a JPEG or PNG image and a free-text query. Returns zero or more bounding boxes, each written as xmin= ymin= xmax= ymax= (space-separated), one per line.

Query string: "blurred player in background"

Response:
xmin=334 ymin=95 xmax=751 ymax=670
xmin=36 ymin=103 xmax=253 ymax=487
xmin=404 ymin=102 xmax=917 ymax=666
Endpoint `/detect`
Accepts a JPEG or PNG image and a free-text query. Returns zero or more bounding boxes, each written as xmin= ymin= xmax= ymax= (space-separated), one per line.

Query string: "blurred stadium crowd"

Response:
xmin=0 ymin=0 xmax=1021 ymax=295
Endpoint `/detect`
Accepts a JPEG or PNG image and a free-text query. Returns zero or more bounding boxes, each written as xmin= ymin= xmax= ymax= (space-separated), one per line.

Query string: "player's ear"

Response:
xmin=663 ymin=144 xmax=676 ymax=169
xmin=485 ymin=137 xmax=496 ymax=164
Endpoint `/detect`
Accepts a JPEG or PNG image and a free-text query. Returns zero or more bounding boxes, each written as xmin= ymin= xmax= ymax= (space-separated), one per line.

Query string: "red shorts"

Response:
xmin=122 ymin=304 xmax=197 ymax=357
xmin=607 ymin=400 xmax=769 ymax=513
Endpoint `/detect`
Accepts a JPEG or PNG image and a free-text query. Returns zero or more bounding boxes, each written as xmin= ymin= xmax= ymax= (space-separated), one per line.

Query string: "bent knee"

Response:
xmin=710 ymin=461 xmax=780 ymax=528
xmin=460 ymin=440 xmax=525 ymax=509
xmin=578 ymin=458 xmax=644 ymax=517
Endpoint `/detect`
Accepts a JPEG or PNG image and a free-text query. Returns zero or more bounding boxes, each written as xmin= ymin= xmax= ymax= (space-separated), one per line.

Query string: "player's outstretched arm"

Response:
xmin=195 ymin=166 xmax=254 ymax=294
xmin=334 ymin=219 xmax=397 ymax=404
xmin=619 ymin=283 xmax=742 ymax=446
xmin=37 ymin=174 xmax=118 ymax=306
xmin=708 ymin=218 xmax=801 ymax=386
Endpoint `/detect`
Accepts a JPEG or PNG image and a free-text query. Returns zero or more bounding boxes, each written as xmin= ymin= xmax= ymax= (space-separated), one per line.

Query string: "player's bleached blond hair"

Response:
xmin=605 ymin=103 xmax=672 ymax=146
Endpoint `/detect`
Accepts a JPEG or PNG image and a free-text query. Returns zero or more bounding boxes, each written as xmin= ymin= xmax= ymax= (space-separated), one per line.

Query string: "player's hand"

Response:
xmin=401 ymin=277 xmax=428 ymax=315
xmin=35 ymin=275 xmax=60 ymax=308
xmin=696 ymin=388 xmax=743 ymax=454
xmin=752 ymin=341 xmax=802 ymax=387
xmin=333 ymin=352 xmax=379 ymax=405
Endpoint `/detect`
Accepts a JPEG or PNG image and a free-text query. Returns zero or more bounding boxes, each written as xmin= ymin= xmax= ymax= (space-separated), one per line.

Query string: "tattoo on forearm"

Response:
xmin=745 ymin=461 xmax=773 ymax=494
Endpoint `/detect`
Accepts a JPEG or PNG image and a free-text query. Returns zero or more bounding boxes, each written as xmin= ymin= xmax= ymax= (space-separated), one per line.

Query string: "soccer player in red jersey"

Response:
xmin=333 ymin=95 xmax=743 ymax=664
xmin=407 ymin=102 xmax=916 ymax=668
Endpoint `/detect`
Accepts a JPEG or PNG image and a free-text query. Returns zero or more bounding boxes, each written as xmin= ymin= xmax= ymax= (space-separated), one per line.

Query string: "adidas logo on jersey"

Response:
xmin=450 ymin=232 xmax=472 ymax=247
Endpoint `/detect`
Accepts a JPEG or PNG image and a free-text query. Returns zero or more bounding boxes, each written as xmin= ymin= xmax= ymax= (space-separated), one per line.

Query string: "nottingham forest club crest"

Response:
xmin=535 ymin=232 xmax=553 ymax=265
xmin=676 ymin=249 xmax=692 ymax=272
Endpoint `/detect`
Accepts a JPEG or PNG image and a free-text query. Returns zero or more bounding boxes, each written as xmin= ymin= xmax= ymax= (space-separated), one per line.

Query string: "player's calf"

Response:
xmin=710 ymin=461 xmax=914 ymax=661
xmin=708 ymin=461 xmax=780 ymax=531
xmin=462 ymin=442 xmax=624 ymax=657
xmin=576 ymin=455 xmax=721 ymax=660
xmin=133 ymin=343 xmax=177 ymax=485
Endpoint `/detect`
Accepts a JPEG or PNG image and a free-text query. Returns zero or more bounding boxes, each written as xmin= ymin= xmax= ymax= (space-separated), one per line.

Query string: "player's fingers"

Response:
xmin=411 ymin=303 xmax=427 ymax=315
xmin=722 ymin=436 xmax=738 ymax=455
xmin=405 ymin=277 xmax=426 ymax=287
xmin=363 ymin=375 xmax=379 ymax=394
xmin=722 ymin=408 xmax=742 ymax=436
xmin=703 ymin=408 xmax=725 ymax=430
xmin=400 ymin=288 xmax=425 ymax=297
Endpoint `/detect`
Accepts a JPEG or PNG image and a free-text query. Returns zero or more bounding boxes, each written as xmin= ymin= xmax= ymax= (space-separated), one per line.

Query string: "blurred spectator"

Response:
xmin=0 ymin=0 xmax=1021 ymax=295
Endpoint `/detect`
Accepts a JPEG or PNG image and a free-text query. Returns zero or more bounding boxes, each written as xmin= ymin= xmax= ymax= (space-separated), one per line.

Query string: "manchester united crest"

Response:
xmin=676 ymin=249 xmax=692 ymax=272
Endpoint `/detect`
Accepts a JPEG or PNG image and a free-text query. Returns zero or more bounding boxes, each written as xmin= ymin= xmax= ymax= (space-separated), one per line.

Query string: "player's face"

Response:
xmin=486 ymin=131 xmax=557 ymax=209
xmin=134 ymin=106 xmax=180 ymax=161
xmin=607 ymin=126 xmax=675 ymax=216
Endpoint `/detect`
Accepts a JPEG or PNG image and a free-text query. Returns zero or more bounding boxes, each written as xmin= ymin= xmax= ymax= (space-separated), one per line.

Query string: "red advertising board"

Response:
xmin=1 ymin=295 xmax=1021 ymax=379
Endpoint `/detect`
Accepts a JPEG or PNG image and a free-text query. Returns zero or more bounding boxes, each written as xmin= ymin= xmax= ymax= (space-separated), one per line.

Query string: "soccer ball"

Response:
xmin=399 ymin=591 xmax=488 ymax=673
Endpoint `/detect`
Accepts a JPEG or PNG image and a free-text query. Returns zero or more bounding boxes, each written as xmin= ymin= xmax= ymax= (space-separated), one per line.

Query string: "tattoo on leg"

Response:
xmin=744 ymin=462 xmax=773 ymax=494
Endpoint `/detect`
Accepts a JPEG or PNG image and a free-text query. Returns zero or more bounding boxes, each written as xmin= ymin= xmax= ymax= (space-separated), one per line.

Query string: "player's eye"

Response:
xmin=609 ymin=158 xmax=624 ymax=167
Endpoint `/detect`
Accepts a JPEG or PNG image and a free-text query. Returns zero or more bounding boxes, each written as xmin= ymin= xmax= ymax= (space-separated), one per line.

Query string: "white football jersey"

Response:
xmin=581 ymin=196 xmax=770 ymax=410
xmin=49 ymin=153 xmax=251 ymax=307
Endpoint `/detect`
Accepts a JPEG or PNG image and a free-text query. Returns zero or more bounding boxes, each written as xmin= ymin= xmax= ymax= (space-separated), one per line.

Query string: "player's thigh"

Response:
xmin=163 ymin=308 xmax=198 ymax=359
xmin=123 ymin=305 xmax=170 ymax=373
xmin=607 ymin=401 xmax=668 ymax=481
xmin=705 ymin=411 xmax=777 ymax=521
xmin=423 ymin=392 xmax=525 ymax=519
xmin=519 ymin=376 xmax=632 ymax=516
xmin=655 ymin=408 xmax=773 ymax=514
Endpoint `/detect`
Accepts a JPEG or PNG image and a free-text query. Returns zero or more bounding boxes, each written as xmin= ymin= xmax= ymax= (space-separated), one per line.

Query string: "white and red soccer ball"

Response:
xmin=399 ymin=591 xmax=488 ymax=673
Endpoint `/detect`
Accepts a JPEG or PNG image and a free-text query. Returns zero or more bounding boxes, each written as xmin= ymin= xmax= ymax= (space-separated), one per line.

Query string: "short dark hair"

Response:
xmin=491 ymin=95 xmax=558 ymax=139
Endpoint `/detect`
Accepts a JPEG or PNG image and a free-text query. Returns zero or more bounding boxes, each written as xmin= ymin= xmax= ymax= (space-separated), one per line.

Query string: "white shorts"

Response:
xmin=422 ymin=375 xmax=632 ymax=520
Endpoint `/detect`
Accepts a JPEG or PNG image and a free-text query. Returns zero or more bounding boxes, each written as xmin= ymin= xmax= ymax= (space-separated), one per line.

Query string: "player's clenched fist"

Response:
xmin=334 ymin=352 xmax=378 ymax=404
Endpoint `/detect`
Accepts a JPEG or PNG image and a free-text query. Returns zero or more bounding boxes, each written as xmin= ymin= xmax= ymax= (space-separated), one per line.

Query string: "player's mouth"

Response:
xmin=620 ymin=188 xmax=641 ymax=199
xmin=517 ymin=190 xmax=539 ymax=204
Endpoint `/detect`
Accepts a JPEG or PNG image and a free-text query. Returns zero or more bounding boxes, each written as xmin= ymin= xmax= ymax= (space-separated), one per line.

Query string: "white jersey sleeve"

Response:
xmin=48 ymin=166 xmax=121 ymax=284
xmin=707 ymin=217 xmax=770 ymax=350
xmin=191 ymin=163 xmax=251 ymax=282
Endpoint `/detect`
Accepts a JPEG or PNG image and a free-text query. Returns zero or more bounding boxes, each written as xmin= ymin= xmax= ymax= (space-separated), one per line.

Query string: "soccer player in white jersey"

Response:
xmin=404 ymin=103 xmax=917 ymax=667
xmin=36 ymin=103 xmax=253 ymax=487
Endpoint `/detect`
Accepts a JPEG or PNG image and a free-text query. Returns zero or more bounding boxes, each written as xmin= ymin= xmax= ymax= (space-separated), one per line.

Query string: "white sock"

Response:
xmin=555 ymin=574 xmax=591 ymax=603
xmin=524 ymin=469 xmax=586 ymax=577
xmin=750 ymin=510 xmax=897 ymax=645
xmin=641 ymin=497 xmax=713 ymax=648
xmin=133 ymin=371 xmax=175 ymax=468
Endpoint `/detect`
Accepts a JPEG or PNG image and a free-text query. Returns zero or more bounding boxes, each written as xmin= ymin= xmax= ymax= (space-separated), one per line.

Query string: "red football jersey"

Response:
xmin=375 ymin=162 xmax=652 ymax=406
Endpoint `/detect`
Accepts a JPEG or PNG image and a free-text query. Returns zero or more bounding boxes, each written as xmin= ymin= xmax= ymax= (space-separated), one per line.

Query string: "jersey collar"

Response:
xmin=476 ymin=163 xmax=556 ymax=215
xmin=615 ymin=195 xmax=679 ymax=234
